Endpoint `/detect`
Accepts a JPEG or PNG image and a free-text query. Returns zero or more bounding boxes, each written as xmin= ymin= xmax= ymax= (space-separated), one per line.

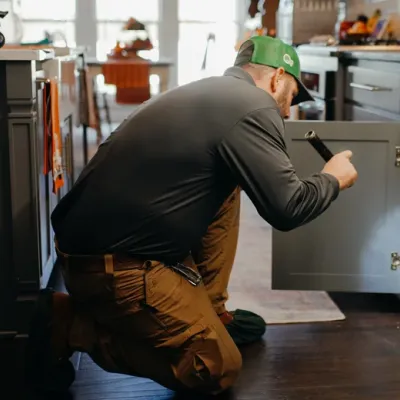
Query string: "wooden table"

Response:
xmin=86 ymin=58 xmax=173 ymax=93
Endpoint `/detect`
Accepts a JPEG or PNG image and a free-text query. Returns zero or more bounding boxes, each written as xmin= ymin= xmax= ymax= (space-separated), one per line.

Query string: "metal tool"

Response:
xmin=169 ymin=263 xmax=202 ymax=286
xmin=305 ymin=130 xmax=334 ymax=162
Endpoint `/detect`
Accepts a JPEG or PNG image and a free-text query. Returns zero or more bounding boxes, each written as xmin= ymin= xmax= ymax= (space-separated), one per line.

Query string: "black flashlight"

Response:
xmin=305 ymin=130 xmax=334 ymax=162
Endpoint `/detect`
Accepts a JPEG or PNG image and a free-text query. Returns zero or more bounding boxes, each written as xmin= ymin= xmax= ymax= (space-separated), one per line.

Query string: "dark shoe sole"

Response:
xmin=25 ymin=288 xmax=75 ymax=393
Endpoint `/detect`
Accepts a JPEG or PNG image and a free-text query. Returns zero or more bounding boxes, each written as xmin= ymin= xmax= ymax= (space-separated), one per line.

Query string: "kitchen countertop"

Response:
xmin=0 ymin=48 xmax=55 ymax=61
xmin=297 ymin=44 xmax=400 ymax=61
xmin=85 ymin=57 xmax=173 ymax=67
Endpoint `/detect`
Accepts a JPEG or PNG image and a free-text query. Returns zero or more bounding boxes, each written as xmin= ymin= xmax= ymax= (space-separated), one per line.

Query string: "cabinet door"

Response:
xmin=272 ymin=120 xmax=400 ymax=293
xmin=344 ymin=104 xmax=400 ymax=122
xmin=36 ymin=86 xmax=56 ymax=287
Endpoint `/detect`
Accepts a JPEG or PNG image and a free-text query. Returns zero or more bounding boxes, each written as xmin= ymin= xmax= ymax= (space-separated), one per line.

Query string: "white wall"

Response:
xmin=0 ymin=0 xmax=22 ymax=43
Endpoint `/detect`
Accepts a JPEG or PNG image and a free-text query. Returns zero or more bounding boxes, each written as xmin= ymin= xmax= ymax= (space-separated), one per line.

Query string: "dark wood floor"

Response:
xmin=3 ymin=292 xmax=400 ymax=400
xmin=2 ymin=129 xmax=400 ymax=398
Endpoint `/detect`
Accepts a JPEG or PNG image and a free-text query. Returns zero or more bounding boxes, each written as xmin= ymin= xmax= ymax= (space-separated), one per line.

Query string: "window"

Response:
xmin=96 ymin=22 xmax=159 ymax=61
xmin=20 ymin=22 xmax=75 ymax=47
xmin=96 ymin=0 xmax=160 ymax=60
xmin=178 ymin=0 xmax=237 ymax=22
xmin=96 ymin=0 xmax=159 ymax=22
xmin=178 ymin=0 xmax=239 ymax=85
xmin=18 ymin=0 xmax=75 ymax=20
xmin=178 ymin=22 xmax=238 ymax=85
xmin=17 ymin=0 xmax=76 ymax=46
xmin=14 ymin=0 xmax=245 ymax=91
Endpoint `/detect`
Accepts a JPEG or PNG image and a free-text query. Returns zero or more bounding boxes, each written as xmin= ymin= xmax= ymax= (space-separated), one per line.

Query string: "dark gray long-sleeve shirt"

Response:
xmin=51 ymin=67 xmax=339 ymax=262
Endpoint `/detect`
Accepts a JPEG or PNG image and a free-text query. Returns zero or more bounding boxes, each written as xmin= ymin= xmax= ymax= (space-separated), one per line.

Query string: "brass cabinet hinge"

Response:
xmin=395 ymin=147 xmax=400 ymax=167
xmin=391 ymin=252 xmax=400 ymax=270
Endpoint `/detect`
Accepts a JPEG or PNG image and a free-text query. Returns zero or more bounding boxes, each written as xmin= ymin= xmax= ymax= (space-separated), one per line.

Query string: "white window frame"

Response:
xmin=16 ymin=0 xmax=247 ymax=90
xmin=76 ymin=0 xmax=246 ymax=89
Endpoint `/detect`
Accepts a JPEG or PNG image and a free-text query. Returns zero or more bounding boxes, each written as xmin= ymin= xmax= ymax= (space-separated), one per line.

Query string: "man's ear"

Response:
xmin=271 ymin=67 xmax=285 ymax=93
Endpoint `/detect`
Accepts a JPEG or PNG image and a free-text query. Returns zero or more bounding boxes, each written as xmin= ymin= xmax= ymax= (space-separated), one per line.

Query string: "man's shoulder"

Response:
xmin=192 ymin=76 xmax=278 ymax=120
xmin=140 ymin=71 xmax=276 ymax=113
xmin=114 ymin=72 xmax=281 ymax=141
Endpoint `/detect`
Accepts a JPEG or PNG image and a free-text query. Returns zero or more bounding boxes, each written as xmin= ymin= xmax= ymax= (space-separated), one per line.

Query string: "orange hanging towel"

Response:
xmin=49 ymin=80 xmax=65 ymax=194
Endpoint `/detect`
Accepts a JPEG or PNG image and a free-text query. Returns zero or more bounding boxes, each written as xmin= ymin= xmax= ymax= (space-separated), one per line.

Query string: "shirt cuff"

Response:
xmin=321 ymin=172 xmax=340 ymax=201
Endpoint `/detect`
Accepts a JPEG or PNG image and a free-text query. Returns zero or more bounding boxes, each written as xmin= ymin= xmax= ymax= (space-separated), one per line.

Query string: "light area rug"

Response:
xmin=226 ymin=194 xmax=345 ymax=324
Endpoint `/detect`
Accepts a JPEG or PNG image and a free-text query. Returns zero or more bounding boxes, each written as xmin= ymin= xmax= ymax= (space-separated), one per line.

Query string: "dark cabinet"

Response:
xmin=36 ymin=88 xmax=76 ymax=288
xmin=0 ymin=57 xmax=80 ymax=335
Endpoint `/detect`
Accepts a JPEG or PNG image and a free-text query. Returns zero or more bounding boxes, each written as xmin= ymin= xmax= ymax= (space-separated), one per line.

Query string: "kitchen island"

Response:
xmin=271 ymin=45 xmax=400 ymax=296
xmin=0 ymin=48 xmax=83 ymax=337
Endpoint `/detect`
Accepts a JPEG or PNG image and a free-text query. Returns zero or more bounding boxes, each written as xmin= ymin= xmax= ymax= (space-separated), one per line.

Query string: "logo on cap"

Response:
xmin=283 ymin=54 xmax=294 ymax=67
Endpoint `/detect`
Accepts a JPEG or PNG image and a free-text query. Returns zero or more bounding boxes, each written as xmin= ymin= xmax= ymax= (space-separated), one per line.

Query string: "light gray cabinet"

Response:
xmin=344 ymin=104 xmax=400 ymax=122
xmin=272 ymin=120 xmax=400 ymax=293
xmin=343 ymin=58 xmax=400 ymax=122
xmin=345 ymin=65 xmax=400 ymax=114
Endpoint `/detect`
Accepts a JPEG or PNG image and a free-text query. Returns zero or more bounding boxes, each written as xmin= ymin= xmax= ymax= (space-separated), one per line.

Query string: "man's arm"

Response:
xmin=217 ymin=107 xmax=340 ymax=231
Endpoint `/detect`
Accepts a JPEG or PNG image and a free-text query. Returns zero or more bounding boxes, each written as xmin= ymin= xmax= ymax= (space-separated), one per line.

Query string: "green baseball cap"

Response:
xmin=234 ymin=36 xmax=314 ymax=106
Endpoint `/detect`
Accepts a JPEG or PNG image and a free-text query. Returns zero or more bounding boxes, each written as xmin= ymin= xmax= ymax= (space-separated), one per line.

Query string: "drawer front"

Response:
xmin=344 ymin=104 xmax=399 ymax=122
xmin=345 ymin=66 xmax=400 ymax=114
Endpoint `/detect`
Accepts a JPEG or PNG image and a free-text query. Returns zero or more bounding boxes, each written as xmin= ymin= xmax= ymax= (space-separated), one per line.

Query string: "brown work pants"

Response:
xmin=60 ymin=188 xmax=242 ymax=395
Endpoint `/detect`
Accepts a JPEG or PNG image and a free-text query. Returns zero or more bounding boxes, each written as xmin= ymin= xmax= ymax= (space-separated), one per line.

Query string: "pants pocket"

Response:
xmin=144 ymin=263 xmax=206 ymax=347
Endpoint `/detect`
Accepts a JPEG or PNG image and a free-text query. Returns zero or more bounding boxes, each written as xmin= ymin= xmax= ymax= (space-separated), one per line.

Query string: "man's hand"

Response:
xmin=322 ymin=150 xmax=358 ymax=190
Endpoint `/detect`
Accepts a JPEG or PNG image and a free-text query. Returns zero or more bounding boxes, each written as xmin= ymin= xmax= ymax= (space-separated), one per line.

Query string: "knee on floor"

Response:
xmin=211 ymin=350 xmax=243 ymax=394
xmin=177 ymin=331 xmax=243 ymax=395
